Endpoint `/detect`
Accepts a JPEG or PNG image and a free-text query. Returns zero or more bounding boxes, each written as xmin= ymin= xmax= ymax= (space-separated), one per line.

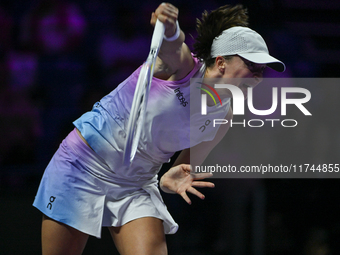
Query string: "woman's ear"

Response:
xmin=215 ymin=56 xmax=225 ymax=74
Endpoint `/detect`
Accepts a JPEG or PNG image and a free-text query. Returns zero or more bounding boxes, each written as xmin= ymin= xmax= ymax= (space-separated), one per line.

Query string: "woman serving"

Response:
xmin=33 ymin=3 xmax=285 ymax=255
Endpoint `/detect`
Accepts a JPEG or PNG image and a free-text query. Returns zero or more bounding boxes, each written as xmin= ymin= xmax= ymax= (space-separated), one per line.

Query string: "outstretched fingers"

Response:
xmin=180 ymin=191 xmax=192 ymax=205
xmin=190 ymin=172 xmax=213 ymax=180
xmin=180 ymin=182 xmax=215 ymax=205
xmin=192 ymin=181 xmax=215 ymax=189
xmin=188 ymin=186 xmax=206 ymax=200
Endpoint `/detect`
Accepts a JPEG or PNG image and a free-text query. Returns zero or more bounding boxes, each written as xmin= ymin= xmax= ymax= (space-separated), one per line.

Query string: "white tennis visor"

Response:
xmin=211 ymin=26 xmax=286 ymax=72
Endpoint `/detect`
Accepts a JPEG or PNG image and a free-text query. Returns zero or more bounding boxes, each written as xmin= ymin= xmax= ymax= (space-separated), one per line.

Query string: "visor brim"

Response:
xmin=238 ymin=52 xmax=286 ymax=72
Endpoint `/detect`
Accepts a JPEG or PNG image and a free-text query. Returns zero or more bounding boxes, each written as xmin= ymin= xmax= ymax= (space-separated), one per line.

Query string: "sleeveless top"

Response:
xmin=73 ymin=56 xmax=230 ymax=181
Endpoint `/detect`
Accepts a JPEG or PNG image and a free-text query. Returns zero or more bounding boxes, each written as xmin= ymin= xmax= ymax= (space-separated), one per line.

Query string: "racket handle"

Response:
xmin=150 ymin=19 xmax=165 ymax=50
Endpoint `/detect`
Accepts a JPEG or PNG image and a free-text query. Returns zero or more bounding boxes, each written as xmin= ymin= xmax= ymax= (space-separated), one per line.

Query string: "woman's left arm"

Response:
xmin=160 ymin=108 xmax=233 ymax=204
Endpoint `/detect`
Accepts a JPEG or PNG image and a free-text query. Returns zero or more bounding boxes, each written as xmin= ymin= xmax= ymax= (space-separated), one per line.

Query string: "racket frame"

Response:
xmin=123 ymin=20 xmax=165 ymax=165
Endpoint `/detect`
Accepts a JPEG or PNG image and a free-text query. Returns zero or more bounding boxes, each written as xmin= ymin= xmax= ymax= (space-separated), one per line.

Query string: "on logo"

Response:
xmin=199 ymin=120 xmax=211 ymax=132
xmin=47 ymin=196 xmax=56 ymax=210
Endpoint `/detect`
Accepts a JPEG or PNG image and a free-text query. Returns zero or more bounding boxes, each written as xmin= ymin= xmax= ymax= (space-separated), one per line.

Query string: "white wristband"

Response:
xmin=163 ymin=21 xmax=180 ymax=42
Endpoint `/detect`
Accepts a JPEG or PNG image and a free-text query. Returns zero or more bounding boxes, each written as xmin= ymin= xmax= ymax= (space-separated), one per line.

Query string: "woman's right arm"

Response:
xmin=150 ymin=3 xmax=195 ymax=81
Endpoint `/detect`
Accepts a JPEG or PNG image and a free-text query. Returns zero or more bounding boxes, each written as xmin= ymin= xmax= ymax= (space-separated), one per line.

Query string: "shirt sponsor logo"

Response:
xmin=174 ymin=87 xmax=188 ymax=107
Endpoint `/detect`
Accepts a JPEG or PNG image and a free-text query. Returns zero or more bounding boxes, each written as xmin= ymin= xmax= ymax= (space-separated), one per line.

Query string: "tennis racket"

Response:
xmin=123 ymin=19 xmax=165 ymax=165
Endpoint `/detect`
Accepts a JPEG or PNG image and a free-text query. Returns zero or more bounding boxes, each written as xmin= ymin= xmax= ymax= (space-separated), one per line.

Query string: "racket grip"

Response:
xmin=150 ymin=19 xmax=165 ymax=50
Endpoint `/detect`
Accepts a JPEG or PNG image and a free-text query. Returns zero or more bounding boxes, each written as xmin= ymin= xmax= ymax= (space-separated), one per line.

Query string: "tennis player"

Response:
xmin=33 ymin=3 xmax=285 ymax=255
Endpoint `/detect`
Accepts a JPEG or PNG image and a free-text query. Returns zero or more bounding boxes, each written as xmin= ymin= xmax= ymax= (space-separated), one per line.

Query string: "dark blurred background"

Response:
xmin=0 ymin=0 xmax=339 ymax=254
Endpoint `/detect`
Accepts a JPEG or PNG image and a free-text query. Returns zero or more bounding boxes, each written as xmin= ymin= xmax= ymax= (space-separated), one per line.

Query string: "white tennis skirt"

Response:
xmin=33 ymin=128 xmax=178 ymax=238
